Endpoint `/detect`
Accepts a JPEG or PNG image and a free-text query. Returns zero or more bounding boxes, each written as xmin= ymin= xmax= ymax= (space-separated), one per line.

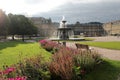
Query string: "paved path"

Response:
xmin=87 ymin=36 xmax=120 ymax=42
xmin=66 ymin=42 xmax=120 ymax=61
xmin=91 ymin=47 xmax=120 ymax=61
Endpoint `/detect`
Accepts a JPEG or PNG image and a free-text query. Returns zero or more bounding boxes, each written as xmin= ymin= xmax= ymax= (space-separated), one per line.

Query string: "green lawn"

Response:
xmin=0 ymin=41 xmax=51 ymax=68
xmin=85 ymin=59 xmax=120 ymax=80
xmin=84 ymin=37 xmax=95 ymax=41
xmin=79 ymin=41 xmax=120 ymax=50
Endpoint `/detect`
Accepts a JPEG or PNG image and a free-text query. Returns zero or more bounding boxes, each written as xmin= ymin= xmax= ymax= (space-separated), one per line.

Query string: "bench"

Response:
xmin=75 ymin=43 xmax=89 ymax=50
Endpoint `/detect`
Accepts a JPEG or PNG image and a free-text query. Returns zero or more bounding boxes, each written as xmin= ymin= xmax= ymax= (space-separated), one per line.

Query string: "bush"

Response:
xmin=0 ymin=65 xmax=27 ymax=80
xmin=74 ymin=50 xmax=101 ymax=72
xmin=49 ymin=47 xmax=84 ymax=80
xmin=16 ymin=55 xmax=50 ymax=80
xmin=39 ymin=39 xmax=58 ymax=53
xmin=49 ymin=46 xmax=101 ymax=80
xmin=39 ymin=39 xmax=48 ymax=46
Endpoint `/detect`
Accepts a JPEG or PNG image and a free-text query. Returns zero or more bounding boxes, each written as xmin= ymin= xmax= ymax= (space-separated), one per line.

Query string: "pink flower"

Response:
xmin=8 ymin=78 xmax=15 ymax=80
xmin=0 ymin=71 xmax=3 ymax=75
xmin=39 ymin=39 xmax=47 ymax=44
xmin=3 ymin=67 xmax=15 ymax=74
xmin=7 ymin=67 xmax=15 ymax=72
xmin=8 ymin=76 xmax=27 ymax=80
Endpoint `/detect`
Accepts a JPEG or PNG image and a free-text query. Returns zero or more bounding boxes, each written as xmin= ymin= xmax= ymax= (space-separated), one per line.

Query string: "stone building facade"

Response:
xmin=68 ymin=22 xmax=105 ymax=37
xmin=103 ymin=20 xmax=120 ymax=35
xmin=29 ymin=17 xmax=120 ymax=37
xmin=29 ymin=17 xmax=58 ymax=37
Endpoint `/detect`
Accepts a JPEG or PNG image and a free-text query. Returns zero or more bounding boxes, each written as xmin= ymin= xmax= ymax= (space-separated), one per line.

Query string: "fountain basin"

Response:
xmin=49 ymin=37 xmax=85 ymax=41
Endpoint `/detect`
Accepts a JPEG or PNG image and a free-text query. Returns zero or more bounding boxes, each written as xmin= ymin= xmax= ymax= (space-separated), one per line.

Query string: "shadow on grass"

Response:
xmin=85 ymin=60 xmax=120 ymax=80
xmin=0 ymin=40 xmax=33 ymax=51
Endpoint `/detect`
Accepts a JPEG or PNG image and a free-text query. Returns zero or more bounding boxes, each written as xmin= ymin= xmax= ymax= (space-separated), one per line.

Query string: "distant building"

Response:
xmin=29 ymin=17 xmax=120 ymax=37
xmin=29 ymin=17 xmax=58 ymax=37
xmin=68 ymin=22 xmax=105 ymax=37
xmin=103 ymin=20 xmax=120 ymax=36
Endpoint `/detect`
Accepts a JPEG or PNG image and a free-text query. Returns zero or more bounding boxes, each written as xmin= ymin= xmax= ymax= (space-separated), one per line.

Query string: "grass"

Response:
xmin=79 ymin=41 xmax=120 ymax=50
xmin=84 ymin=37 xmax=95 ymax=41
xmin=0 ymin=41 xmax=51 ymax=68
xmin=85 ymin=59 xmax=120 ymax=80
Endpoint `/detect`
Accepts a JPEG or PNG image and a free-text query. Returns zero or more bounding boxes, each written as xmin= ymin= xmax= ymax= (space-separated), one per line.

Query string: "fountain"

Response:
xmin=57 ymin=16 xmax=72 ymax=40
xmin=50 ymin=16 xmax=84 ymax=41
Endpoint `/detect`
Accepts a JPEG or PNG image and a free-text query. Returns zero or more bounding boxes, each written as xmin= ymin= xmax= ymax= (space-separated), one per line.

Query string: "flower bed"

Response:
xmin=0 ymin=65 xmax=27 ymax=80
xmin=39 ymin=40 xmax=102 ymax=80
xmin=49 ymin=47 xmax=101 ymax=80
xmin=39 ymin=39 xmax=60 ymax=53
xmin=0 ymin=40 xmax=102 ymax=80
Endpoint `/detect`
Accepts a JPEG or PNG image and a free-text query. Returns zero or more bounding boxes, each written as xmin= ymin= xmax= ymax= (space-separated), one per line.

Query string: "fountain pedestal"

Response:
xmin=57 ymin=28 xmax=72 ymax=40
xmin=57 ymin=16 xmax=72 ymax=40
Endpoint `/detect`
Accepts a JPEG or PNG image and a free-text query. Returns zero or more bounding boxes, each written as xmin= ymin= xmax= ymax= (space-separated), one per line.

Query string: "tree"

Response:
xmin=16 ymin=15 xmax=38 ymax=41
xmin=8 ymin=13 xmax=19 ymax=40
xmin=0 ymin=9 xmax=9 ymax=39
xmin=8 ymin=14 xmax=38 ymax=41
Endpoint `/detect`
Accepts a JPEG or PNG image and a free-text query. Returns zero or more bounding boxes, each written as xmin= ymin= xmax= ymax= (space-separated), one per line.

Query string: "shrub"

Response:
xmin=49 ymin=47 xmax=101 ymax=80
xmin=49 ymin=47 xmax=83 ymax=80
xmin=39 ymin=39 xmax=58 ymax=53
xmin=43 ymin=41 xmax=58 ymax=52
xmin=39 ymin=39 xmax=48 ymax=46
xmin=74 ymin=50 xmax=101 ymax=73
xmin=0 ymin=65 xmax=27 ymax=80
xmin=16 ymin=55 xmax=50 ymax=80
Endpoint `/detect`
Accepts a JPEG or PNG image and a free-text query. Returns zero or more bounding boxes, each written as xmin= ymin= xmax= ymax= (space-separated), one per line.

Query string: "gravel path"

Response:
xmin=87 ymin=36 xmax=120 ymax=42
xmin=91 ymin=47 xmax=120 ymax=61
xmin=66 ymin=42 xmax=120 ymax=61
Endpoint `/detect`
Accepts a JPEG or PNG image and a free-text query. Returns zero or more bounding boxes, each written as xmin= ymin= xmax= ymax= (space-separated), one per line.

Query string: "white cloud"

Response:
xmin=0 ymin=0 xmax=70 ymax=15
xmin=24 ymin=0 xmax=43 ymax=4
xmin=0 ymin=0 xmax=120 ymax=17
xmin=37 ymin=0 xmax=120 ymax=23
xmin=68 ymin=0 xmax=120 ymax=4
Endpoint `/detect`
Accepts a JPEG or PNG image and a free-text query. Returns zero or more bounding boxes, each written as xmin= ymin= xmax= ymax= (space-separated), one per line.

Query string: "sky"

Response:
xmin=0 ymin=0 xmax=120 ymax=23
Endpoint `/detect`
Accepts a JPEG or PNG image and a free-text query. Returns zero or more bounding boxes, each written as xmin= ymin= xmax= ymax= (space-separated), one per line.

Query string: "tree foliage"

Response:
xmin=0 ymin=9 xmax=38 ymax=41
xmin=8 ymin=14 xmax=38 ymax=41
xmin=0 ymin=9 xmax=9 ymax=38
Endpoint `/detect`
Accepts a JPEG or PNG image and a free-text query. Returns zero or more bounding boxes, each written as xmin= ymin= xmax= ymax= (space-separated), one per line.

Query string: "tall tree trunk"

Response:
xmin=22 ymin=35 xmax=24 ymax=42
xmin=4 ymin=35 xmax=7 ymax=39
xmin=12 ymin=35 xmax=14 ymax=40
xmin=4 ymin=33 xmax=7 ymax=39
xmin=29 ymin=36 xmax=31 ymax=39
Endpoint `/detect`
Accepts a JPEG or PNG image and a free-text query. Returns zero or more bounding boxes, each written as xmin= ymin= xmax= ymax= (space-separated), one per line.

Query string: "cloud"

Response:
xmin=1 ymin=0 xmax=120 ymax=23
xmin=34 ymin=0 xmax=120 ymax=23
xmin=24 ymin=0 xmax=43 ymax=4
